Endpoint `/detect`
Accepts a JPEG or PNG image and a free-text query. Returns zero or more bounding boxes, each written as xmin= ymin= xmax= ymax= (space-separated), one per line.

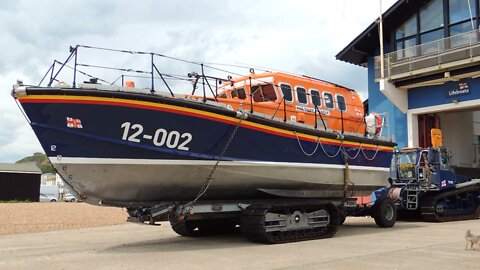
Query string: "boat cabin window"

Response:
xmin=217 ymin=91 xmax=227 ymax=98
xmin=336 ymin=95 xmax=346 ymax=112
xmin=323 ymin=92 xmax=334 ymax=109
xmin=231 ymin=88 xmax=246 ymax=99
xmin=296 ymin=87 xmax=307 ymax=104
xmin=252 ymin=84 xmax=277 ymax=102
xmin=280 ymin=84 xmax=293 ymax=102
xmin=310 ymin=89 xmax=321 ymax=107
xmin=237 ymin=88 xmax=247 ymax=99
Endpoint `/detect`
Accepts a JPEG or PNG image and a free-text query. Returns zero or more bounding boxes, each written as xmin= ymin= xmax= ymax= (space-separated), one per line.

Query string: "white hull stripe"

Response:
xmin=49 ymin=157 xmax=390 ymax=172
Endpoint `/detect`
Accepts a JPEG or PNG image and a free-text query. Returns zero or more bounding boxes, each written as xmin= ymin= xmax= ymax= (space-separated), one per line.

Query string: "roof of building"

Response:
xmin=0 ymin=163 xmax=42 ymax=174
xmin=336 ymin=0 xmax=426 ymax=67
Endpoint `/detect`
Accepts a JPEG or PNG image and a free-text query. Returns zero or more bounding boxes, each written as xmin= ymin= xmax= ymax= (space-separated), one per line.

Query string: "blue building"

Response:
xmin=337 ymin=0 xmax=480 ymax=170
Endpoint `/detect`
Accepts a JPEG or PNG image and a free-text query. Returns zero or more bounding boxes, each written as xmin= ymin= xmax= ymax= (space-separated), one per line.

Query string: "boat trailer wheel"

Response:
xmin=293 ymin=211 xmax=302 ymax=223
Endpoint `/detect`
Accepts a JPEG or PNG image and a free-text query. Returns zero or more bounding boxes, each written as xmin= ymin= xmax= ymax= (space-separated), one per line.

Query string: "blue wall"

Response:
xmin=409 ymin=78 xmax=480 ymax=109
xmin=367 ymin=56 xmax=408 ymax=147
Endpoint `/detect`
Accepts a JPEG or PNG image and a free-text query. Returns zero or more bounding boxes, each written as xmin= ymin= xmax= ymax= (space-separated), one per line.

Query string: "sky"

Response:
xmin=0 ymin=0 xmax=396 ymax=162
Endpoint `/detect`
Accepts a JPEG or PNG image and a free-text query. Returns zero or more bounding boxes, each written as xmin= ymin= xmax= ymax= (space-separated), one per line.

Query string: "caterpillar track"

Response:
xmin=420 ymin=184 xmax=480 ymax=222
xmin=170 ymin=217 xmax=238 ymax=237
xmin=135 ymin=198 xmax=393 ymax=244
xmin=240 ymin=203 xmax=339 ymax=244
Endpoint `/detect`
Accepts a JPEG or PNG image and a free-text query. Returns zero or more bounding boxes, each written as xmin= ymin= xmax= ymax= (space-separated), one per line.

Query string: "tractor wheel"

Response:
xmin=372 ymin=197 xmax=397 ymax=228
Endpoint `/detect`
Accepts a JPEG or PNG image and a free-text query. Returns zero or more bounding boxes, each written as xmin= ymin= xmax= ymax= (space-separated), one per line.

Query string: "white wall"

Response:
xmin=474 ymin=111 xmax=480 ymax=138
xmin=440 ymin=111 xmax=475 ymax=167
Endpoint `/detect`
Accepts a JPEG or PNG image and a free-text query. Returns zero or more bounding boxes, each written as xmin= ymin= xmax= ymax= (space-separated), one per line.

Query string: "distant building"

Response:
xmin=41 ymin=173 xmax=56 ymax=185
xmin=0 ymin=163 xmax=42 ymax=201
xmin=337 ymin=0 xmax=480 ymax=171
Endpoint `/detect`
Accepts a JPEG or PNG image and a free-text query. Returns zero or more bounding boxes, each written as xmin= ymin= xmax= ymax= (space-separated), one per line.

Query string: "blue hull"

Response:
xmin=16 ymin=88 xmax=395 ymax=205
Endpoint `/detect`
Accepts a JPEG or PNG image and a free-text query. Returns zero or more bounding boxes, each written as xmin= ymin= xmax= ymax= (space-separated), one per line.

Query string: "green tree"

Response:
xmin=16 ymin=152 xmax=55 ymax=174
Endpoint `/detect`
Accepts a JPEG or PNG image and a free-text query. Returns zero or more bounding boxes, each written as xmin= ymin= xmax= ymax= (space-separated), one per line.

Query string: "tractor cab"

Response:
xmin=390 ymin=129 xmax=457 ymax=191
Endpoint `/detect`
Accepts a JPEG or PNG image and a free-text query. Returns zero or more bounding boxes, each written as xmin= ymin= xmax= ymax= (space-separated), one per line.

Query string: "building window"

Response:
xmin=450 ymin=20 xmax=476 ymax=47
xmin=323 ymin=92 xmax=334 ymax=109
xmin=396 ymin=15 xmax=417 ymax=39
xmin=393 ymin=0 xmax=480 ymax=57
xmin=420 ymin=0 xmax=444 ymax=33
xmin=396 ymin=37 xmax=417 ymax=59
xmin=280 ymin=84 xmax=293 ymax=102
xmin=310 ymin=89 xmax=321 ymax=107
xmin=417 ymin=0 xmax=444 ymax=55
xmin=336 ymin=95 xmax=347 ymax=112
xmin=296 ymin=87 xmax=307 ymax=104
xmin=420 ymin=29 xmax=445 ymax=54
xmin=395 ymin=14 xmax=418 ymax=59
xmin=449 ymin=0 xmax=475 ymax=24
xmin=449 ymin=0 xmax=477 ymax=48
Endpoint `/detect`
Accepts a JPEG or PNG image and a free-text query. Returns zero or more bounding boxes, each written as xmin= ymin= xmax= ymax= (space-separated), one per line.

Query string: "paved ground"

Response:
xmin=1 ymin=217 xmax=479 ymax=270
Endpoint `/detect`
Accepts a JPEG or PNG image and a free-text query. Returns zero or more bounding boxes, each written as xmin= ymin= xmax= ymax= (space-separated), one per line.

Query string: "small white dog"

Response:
xmin=465 ymin=230 xmax=480 ymax=250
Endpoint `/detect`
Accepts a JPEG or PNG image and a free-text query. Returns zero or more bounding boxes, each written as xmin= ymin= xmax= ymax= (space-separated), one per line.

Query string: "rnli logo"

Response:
xmin=447 ymin=82 xmax=470 ymax=97
xmin=66 ymin=117 xmax=83 ymax=129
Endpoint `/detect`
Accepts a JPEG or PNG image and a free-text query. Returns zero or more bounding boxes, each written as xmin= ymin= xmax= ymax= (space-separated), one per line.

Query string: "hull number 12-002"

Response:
xmin=121 ymin=122 xmax=192 ymax=151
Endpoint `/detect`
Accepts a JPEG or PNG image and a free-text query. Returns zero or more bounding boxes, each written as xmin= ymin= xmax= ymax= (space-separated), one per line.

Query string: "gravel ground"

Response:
xmin=0 ymin=202 xmax=128 ymax=235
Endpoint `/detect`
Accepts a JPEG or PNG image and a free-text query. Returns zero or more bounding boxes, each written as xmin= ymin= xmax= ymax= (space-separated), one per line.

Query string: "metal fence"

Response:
xmin=375 ymin=29 xmax=480 ymax=80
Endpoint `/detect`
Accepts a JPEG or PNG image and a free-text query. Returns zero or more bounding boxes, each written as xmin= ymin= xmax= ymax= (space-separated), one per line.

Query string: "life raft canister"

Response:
xmin=365 ymin=113 xmax=382 ymax=135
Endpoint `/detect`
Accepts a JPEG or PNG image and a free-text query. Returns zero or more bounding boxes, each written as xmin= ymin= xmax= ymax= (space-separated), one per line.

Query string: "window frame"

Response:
xmin=251 ymin=84 xmax=278 ymax=102
xmin=335 ymin=94 xmax=347 ymax=113
xmin=279 ymin=83 xmax=294 ymax=103
xmin=323 ymin=91 xmax=335 ymax=110
xmin=295 ymin=86 xmax=308 ymax=105
xmin=309 ymin=89 xmax=322 ymax=108
xmin=393 ymin=0 xmax=480 ymax=54
xmin=449 ymin=0 xmax=476 ymax=25
xmin=419 ymin=0 xmax=444 ymax=33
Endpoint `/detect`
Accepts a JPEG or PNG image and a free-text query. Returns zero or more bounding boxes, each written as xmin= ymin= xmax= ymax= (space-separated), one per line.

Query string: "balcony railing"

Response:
xmin=375 ymin=29 xmax=480 ymax=81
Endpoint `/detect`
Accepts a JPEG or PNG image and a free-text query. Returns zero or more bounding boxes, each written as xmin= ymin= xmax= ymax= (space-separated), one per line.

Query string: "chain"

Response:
xmin=342 ymin=144 xmax=362 ymax=160
xmin=360 ymin=145 xmax=380 ymax=161
xmin=181 ymin=117 xmax=244 ymax=213
xmin=293 ymin=131 xmax=321 ymax=156
xmin=295 ymin=130 xmax=381 ymax=162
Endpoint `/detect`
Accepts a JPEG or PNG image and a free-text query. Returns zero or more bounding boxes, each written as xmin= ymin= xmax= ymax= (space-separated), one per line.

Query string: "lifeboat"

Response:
xmin=11 ymin=46 xmax=395 ymax=208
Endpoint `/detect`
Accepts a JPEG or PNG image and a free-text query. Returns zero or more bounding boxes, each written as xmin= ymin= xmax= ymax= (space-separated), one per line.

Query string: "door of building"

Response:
xmin=418 ymin=113 xmax=439 ymax=148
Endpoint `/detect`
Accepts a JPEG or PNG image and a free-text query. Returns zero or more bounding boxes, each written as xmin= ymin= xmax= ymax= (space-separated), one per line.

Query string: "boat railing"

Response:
xmin=38 ymin=45 xmax=389 ymax=141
